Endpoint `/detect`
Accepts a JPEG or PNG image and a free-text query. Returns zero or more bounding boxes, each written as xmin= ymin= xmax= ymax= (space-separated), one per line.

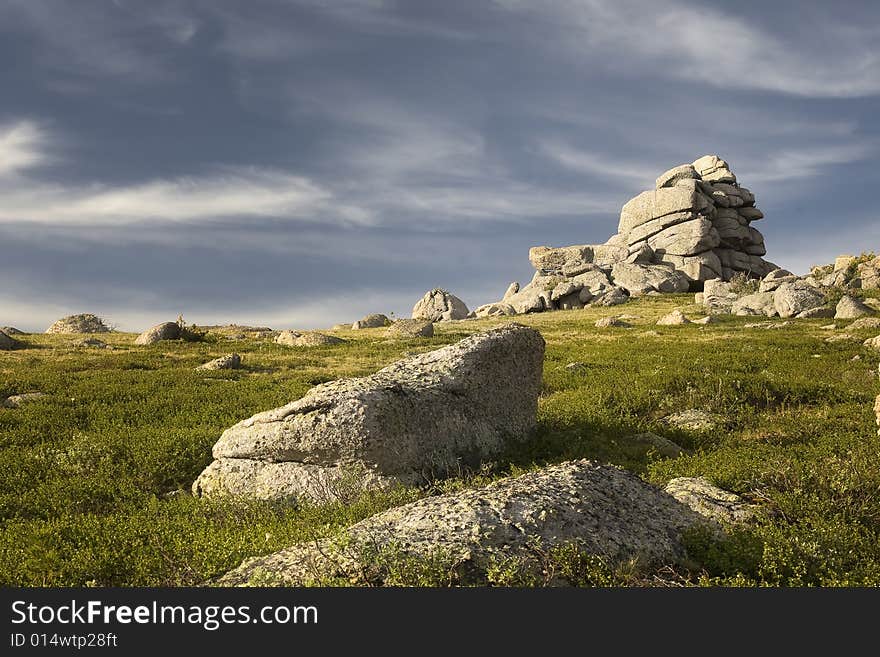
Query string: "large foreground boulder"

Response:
xmin=835 ymin=295 xmax=874 ymax=320
xmin=134 ymin=321 xmax=182 ymax=345
xmin=46 ymin=313 xmax=110 ymax=334
xmin=0 ymin=330 xmax=23 ymax=351
xmin=215 ymin=460 xmax=708 ymax=586
xmin=412 ymin=289 xmax=469 ymax=322
xmin=193 ymin=325 xmax=545 ymax=503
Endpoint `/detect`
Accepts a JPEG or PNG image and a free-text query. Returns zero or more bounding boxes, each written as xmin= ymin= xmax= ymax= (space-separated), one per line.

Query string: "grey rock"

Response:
xmin=503 ymin=283 xmax=549 ymax=314
xmin=611 ymin=263 xmax=690 ymax=296
xmin=647 ymin=217 xmax=720 ymax=257
xmin=595 ymin=316 xmax=631 ymax=328
xmin=773 ymin=282 xmax=826 ymax=318
xmin=352 ymin=313 xmax=391 ymax=330
xmin=619 ymin=181 xmax=708 ymax=234
xmin=664 ymin=409 xmax=719 ymax=431
xmin=759 ymin=268 xmax=798 ymax=293
xmin=665 ymin=477 xmax=755 ymax=524
xmin=655 ymin=164 xmax=698 ymax=189
xmin=565 ymin=362 xmax=588 ymax=373
xmin=732 ymin=292 xmax=777 ymax=317
xmin=847 ymin=317 xmax=880 ymax=331
xmin=502 ymin=282 xmax=519 ymax=300
xmin=743 ymin=321 xmax=792 ymax=329
xmin=197 ymin=354 xmax=242 ymax=371
xmin=692 ymin=155 xmax=736 ymax=183
xmin=865 ymin=335 xmax=880 ymax=351
xmin=75 ymin=338 xmax=109 ymax=349
xmin=194 ymin=325 xmax=545 ymax=503
xmin=795 ymin=306 xmax=834 ymax=319
xmin=215 ymin=460 xmax=710 ymax=586
xmin=693 ymin=316 xmax=718 ymax=325
xmin=412 ymin=289 xmax=469 ymax=322
xmin=135 ymin=322 xmax=181 ymax=345
xmin=835 ymin=295 xmax=874 ymax=320
xmin=46 ymin=314 xmax=110 ymax=334
xmin=657 ymin=251 xmax=723 ymax=283
xmin=275 ymin=331 xmax=345 ymax=347
xmin=473 ymin=302 xmax=517 ymax=318
xmin=590 ymin=286 xmax=630 ymax=307
xmin=656 ymin=310 xmax=692 ymax=326
xmin=2 ymin=392 xmax=46 ymax=408
xmin=386 ymin=319 xmax=434 ymax=338
xmin=0 ymin=326 xmax=24 ymax=335
xmin=625 ymin=432 xmax=684 ymax=458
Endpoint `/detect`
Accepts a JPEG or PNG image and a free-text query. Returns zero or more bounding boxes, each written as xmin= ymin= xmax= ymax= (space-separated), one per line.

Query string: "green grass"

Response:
xmin=2 ymin=294 xmax=879 ymax=586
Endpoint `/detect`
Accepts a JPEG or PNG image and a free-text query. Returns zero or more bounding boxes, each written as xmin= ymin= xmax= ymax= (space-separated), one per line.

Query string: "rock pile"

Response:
xmin=215 ymin=460 xmax=708 ymax=586
xmin=193 ymin=325 xmax=545 ymax=503
xmin=46 ymin=314 xmax=110 ymax=334
xmin=471 ymin=155 xmax=776 ymax=318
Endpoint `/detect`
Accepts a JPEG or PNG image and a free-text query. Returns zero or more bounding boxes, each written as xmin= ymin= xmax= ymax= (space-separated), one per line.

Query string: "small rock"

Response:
xmin=75 ymin=338 xmax=109 ymax=348
xmin=386 ymin=319 xmax=434 ymax=338
xmin=565 ymin=362 xmax=588 ymax=373
xmin=625 ymin=432 xmax=684 ymax=458
xmin=135 ymin=322 xmax=182 ymax=345
xmin=693 ymin=316 xmax=717 ymax=325
xmin=825 ymin=334 xmax=856 ymax=343
xmin=352 ymin=314 xmax=391 ymax=330
xmin=743 ymin=321 xmax=792 ymax=329
xmin=664 ymin=409 xmax=718 ymax=431
xmin=196 ymin=354 xmax=242 ymax=371
xmin=863 ymin=335 xmax=880 ymax=351
xmin=665 ymin=477 xmax=755 ymax=524
xmin=657 ymin=310 xmax=692 ymax=326
xmin=275 ymin=331 xmax=345 ymax=347
xmin=819 ymin=324 xmax=837 ymax=330
xmin=595 ymin=316 xmax=631 ymax=328
xmin=847 ymin=317 xmax=880 ymax=331
xmin=2 ymin=392 xmax=46 ymax=408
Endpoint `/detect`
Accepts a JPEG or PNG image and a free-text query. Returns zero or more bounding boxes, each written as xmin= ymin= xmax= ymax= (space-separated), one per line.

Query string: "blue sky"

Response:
xmin=1 ymin=0 xmax=879 ymax=331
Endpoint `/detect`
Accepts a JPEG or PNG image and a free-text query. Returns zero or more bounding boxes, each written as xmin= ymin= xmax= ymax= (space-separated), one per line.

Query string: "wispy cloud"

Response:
xmin=0 ymin=121 xmax=51 ymax=178
xmin=494 ymin=0 xmax=880 ymax=98
xmin=537 ymin=140 xmax=658 ymax=185
xmin=738 ymin=144 xmax=875 ymax=182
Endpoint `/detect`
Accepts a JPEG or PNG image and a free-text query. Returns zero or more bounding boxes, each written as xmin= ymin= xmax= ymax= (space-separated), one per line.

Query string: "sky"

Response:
xmin=1 ymin=0 xmax=879 ymax=332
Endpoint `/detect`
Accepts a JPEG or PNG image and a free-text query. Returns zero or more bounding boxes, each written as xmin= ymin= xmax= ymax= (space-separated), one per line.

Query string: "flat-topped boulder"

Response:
xmin=352 ymin=313 xmax=391 ymax=329
xmin=215 ymin=460 xmax=709 ymax=586
xmin=46 ymin=314 xmax=110 ymax=334
xmin=386 ymin=319 xmax=434 ymax=338
xmin=193 ymin=325 xmax=545 ymax=503
xmin=274 ymin=331 xmax=344 ymax=347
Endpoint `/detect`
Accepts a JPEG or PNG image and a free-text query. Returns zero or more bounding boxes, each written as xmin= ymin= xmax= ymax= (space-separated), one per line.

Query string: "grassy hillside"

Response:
xmin=2 ymin=294 xmax=879 ymax=586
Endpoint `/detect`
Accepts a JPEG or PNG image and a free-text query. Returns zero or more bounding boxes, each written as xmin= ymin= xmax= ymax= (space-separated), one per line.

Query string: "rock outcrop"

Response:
xmin=1 ymin=326 xmax=24 ymax=335
xmin=134 ymin=321 xmax=181 ymax=345
xmin=46 ymin=314 xmax=110 ymax=334
xmin=665 ymin=477 xmax=755 ymax=524
xmin=411 ymin=289 xmax=469 ymax=322
xmin=215 ymin=460 xmax=708 ymax=586
xmin=275 ymin=331 xmax=344 ymax=347
xmin=196 ymin=354 xmax=242 ymax=371
xmin=193 ymin=325 xmax=545 ymax=503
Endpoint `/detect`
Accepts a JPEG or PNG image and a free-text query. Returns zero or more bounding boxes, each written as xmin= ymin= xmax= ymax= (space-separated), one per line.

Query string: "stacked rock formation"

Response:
xmin=193 ymin=325 xmax=545 ymax=504
xmin=473 ymin=156 xmax=776 ymax=317
xmin=46 ymin=314 xmax=111 ymax=334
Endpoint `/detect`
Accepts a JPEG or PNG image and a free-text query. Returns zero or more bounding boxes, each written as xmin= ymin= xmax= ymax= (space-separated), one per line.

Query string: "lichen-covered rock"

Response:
xmin=863 ymin=335 xmax=880 ymax=351
xmin=274 ymin=331 xmax=344 ymax=347
xmin=386 ymin=319 xmax=434 ymax=338
xmin=664 ymin=409 xmax=719 ymax=431
xmin=732 ymin=291 xmax=777 ymax=317
xmin=473 ymin=302 xmax=516 ymax=318
xmin=665 ymin=477 xmax=755 ymax=524
xmin=46 ymin=314 xmax=110 ymax=334
xmin=610 ymin=263 xmax=690 ymax=296
xmin=847 ymin=317 xmax=880 ymax=331
xmin=835 ymin=295 xmax=874 ymax=320
xmin=352 ymin=314 xmax=391 ymax=329
xmin=215 ymin=460 xmax=709 ymax=586
xmin=591 ymin=286 xmax=629 ymax=307
xmin=196 ymin=354 xmax=242 ymax=371
xmin=595 ymin=316 xmax=631 ymax=328
xmin=135 ymin=321 xmax=181 ymax=345
xmin=773 ymin=282 xmax=826 ymax=318
xmin=625 ymin=432 xmax=684 ymax=458
xmin=657 ymin=310 xmax=691 ymax=326
xmin=411 ymin=289 xmax=469 ymax=322
xmin=194 ymin=325 xmax=545 ymax=503
xmin=759 ymin=268 xmax=798 ymax=293
xmin=2 ymin=392 xmax=46 ymax=408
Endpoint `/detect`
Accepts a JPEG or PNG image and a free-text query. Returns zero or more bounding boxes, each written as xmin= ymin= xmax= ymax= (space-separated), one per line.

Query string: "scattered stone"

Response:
xmin=875 ymin=394 xmax=880 ymax=434
xmin=657 ymin=310 xmax=692 ymax=326
xmin=46 ymin=314 xmax=110 ymax=334
xmin=796 ymin=306 xmax=835 ymax=319
xmin=595 ymin=316 xmax=631 ymax=328
xmin=847 ymin=317 xmax=880 ymax=331
xmin=75 ymin=338 xmax=109 ymax=349
xmin=835 ymin=295 xmax=874 ymax=320
xmin=665 ymin=477 xmax=755 ymax=524
xmin=196 ymin=354 xmax=242 ymax=371
xmin=194 ymin=325 xmax=545 ymax=503
xmin=820 ymin=324 xmax=837 ymax=330
xmin=135 ymin=322 xmax=181 ymax=345
xmin=693 ymin=316 xmax=717 ymax=325
xmin=2 ymin=392 xmax=46 ymax=408
xmin=386 ymin=319 xmax=434 ymax=338
xmin=412 ymin=289 xmax=469 ymax=322
xmin=863 ymin=335 xmax=880 ymax=351
xmin=664 ymin=409 xmax=719 ymax=431
xmin=625 ymin=432 xmax=684 ymax=458
xmin=825 ymin=334 xmax=856 ymax=343
xmin=565 ymin=362 xmax=588 ymax=373
xmin=352 ymin=314 xmax=391 ymax=330
xmin=215 ymin=460 xmax=710 ymax=586
xmin=773 ymin=281 xmax=826 ymax=318
xmin=851 ymin=355 xmax=861 ymax=361
xmin=275 ymin=331 xmax=345 ymax=347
